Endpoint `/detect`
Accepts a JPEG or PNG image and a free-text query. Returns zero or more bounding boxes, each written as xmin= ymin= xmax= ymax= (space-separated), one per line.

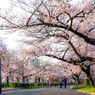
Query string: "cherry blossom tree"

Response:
xmin=1 ymin=50 xmax=19 ymax=86
xmin=58 ymin=63 xmax=84 ymax=85
xmin=0 ymin=0 xmax=95 ymax=86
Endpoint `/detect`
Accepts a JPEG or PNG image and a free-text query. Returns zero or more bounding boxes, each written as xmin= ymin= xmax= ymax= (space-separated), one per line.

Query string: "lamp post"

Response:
xmin=0 ymin=54 xmax=2 ymax=94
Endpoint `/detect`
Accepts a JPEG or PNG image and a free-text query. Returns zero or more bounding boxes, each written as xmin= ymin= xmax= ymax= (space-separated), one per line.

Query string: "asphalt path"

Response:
xmin=2 ymin=86 xmax=89 ymax=95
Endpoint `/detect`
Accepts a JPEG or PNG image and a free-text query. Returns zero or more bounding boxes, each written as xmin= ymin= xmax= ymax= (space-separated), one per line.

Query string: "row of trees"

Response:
xmin=0 ymin=37 xmax=94 ymax=86
xmin=0 ymin=0 xmax=95 ymax=86
xmin=0 ymin=40 xmax=48 ymax=86
xmin=0 ymin=38 xmax=86 ymax=86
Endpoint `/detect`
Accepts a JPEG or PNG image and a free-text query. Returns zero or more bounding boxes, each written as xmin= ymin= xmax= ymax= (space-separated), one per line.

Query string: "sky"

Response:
xmin=0 ymin=0 xmax=10 ymax=9
xmin=4 ymin=33 xmax=24 ymax=49
xmin=0 ymin=0 xmax=82 ymax=49
xmin=0 ymin=0 xmax=17 ymax=49
xmin=0 ymin=0 xmax=26 ymax=49
xmin=0 ymin=0 xmax=81 ymax=8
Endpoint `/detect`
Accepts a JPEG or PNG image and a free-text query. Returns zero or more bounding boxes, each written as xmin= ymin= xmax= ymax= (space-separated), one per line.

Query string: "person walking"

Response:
xmin=59 ymin=77 xmax=63 ymax=89
xmin=63 ymin=77 xmax=67 ymax=88
xmin=46 ymin=80 xmax=49 ymax=87
xmin=49 ymin=80 xmax=52 ymax=87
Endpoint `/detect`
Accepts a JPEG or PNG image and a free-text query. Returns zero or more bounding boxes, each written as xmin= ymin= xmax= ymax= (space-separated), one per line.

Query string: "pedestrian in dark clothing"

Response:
xmin=59 ymin=77 xmax=63 ymax=89
xmin=63 ymin=77 xmax=67 ymax=88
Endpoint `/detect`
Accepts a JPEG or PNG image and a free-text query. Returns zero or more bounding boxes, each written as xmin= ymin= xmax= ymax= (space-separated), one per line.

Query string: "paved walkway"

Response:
xmin=2 ymin=86 xmax=89 ymax=95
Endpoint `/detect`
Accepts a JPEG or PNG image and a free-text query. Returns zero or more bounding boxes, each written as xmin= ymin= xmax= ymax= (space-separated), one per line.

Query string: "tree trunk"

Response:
xmin=42 ymin=78 xmax=44 ymax=87
xmin=22 ymin=77 xmax=25 ymax=82
xmin=72 ymin=75 xmax=80 ymax=86
xmin=81 ymin=66 xmax=95 ymax=86
xmin=75 ymin=76 xmax=80 ymax=86
xmin=26 ymin=78 xmax=29 ymax=83
xmin=38 ymin=77 xmax=40 ymax=83
xmin=35 ymin=76 xmax=37 ymax=83
xmin=6 ymin=76 xmax=9 ymax=87
xmin=86 ymin=71 xmax=94 ymax=86
xmin=16 ymin=77 xmax=19 ymax=82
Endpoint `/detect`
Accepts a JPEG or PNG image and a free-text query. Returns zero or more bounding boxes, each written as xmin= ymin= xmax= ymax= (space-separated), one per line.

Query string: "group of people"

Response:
xmin=59 ymin=77 xmax=67 ymax=89
xmin=46 ymin=76 xmax=67 ymax=89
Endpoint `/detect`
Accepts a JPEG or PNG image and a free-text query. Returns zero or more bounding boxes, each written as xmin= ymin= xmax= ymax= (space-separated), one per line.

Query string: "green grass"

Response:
xmin=72 ymin=84 xmax=86 ymax=87
xmin=80 ymin=86 xmax=95 ymax=93
xmin=71 ymin=84 xmax=87 ymax=89
xmin=71 ymin=84 xmax=95 ymax=93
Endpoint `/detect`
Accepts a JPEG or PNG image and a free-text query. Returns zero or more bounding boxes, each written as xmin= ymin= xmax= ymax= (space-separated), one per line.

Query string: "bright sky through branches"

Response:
xmin=0 ymin=0 xmax=82 ymax=9
xmin=0 ymin=0 xmax=10 ymax=9
xmin=0 ymin=0 xmax=82 ymax=49
xmin=4 ymin=33 xmax=24 ymax=49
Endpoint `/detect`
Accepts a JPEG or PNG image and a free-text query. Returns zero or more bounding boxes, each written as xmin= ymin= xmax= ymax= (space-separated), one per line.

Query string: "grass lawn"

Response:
xmin=71 ymin=84 xmax=87 ymax=89
xmin=72 ymin=84 xmax=86 ymax=87
xmin=71 ymin=84 xmax=95 ymax=93
xmin=80 ymin=86 xmax=95 ymax=93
